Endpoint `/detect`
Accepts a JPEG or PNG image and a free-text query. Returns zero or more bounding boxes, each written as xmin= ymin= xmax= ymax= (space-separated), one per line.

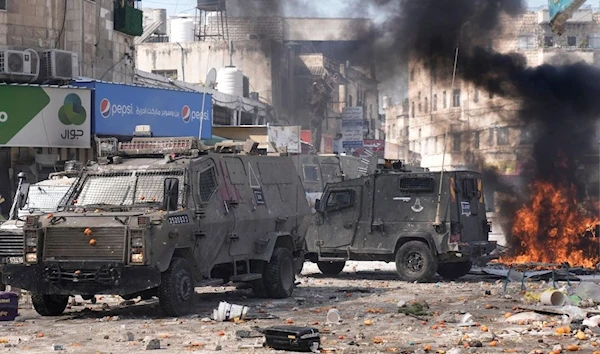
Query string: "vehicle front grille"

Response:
xmin=0 ymin=232 xmax=24 ymax=257
xmin=43 ymin=227 xmax=126 ymax=262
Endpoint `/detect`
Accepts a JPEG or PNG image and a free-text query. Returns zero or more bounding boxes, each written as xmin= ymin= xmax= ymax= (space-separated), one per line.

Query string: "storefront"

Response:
xmin=73 ymin=81 xmax=213 ymax=139
xmin=0 ymin=84 xmax=93 ymax=213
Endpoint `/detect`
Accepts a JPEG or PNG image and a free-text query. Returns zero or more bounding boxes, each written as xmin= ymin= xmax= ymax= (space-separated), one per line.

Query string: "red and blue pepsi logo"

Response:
xmin=182 ymin=105 xmax=191 ymax=123
xmin=100 ymin=98 xmax=111 ymax=118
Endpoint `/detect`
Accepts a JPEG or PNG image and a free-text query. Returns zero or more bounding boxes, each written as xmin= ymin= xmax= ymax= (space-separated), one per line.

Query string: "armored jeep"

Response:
xmin=0 ymin=170 xmax=77 ymax=291
xmin=305 ymin=166 xmax=496 ymax=282
xmin=2 ymin=136 xmax=311 ymax=316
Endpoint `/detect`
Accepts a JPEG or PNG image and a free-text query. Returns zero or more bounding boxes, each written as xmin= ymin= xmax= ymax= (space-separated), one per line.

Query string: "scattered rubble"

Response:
xmin=4 ymin=262 xmax=600 ymax=353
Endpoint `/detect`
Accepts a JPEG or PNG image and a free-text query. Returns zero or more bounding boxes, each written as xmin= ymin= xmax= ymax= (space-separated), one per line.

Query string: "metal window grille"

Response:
xmin=68 ymin=170 xmax=185 ymax=208
xmin=302 ymin=165 xmax=319 ymax=182
xmin=399 ymin=177 xmax=435 ymax=192
xmin=0 ymin=0 xmax=5 ymax=10
xmin=198 ymin=167 xmax=217 ymax=202
xmin=22 ymin=185 xmax=71 ymax=214
xmin=462 ymin=179 xmax=478 ymax=198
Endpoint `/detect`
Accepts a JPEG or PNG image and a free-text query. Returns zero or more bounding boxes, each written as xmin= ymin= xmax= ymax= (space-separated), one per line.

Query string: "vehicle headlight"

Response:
xmin=25 ymin=253 xmax=37 ymax=263
xmin=131 ymin=237 xmax=143 ymax=248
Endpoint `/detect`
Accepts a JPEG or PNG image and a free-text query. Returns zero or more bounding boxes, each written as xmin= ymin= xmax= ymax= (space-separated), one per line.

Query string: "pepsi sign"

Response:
xmin=73 ymin=81 xmax=212 ymax=138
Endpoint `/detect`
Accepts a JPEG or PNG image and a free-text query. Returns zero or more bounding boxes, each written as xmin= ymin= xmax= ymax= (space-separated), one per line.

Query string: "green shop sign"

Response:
xmin=0 ymin=85 xmax=91 ymax=148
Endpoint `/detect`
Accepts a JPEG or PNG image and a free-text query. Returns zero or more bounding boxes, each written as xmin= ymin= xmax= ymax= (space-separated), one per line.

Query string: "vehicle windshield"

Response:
xmin=21 ymin=185 xmax=72 ymax=214
xmin=72 ymin=170 xmax=185 ymax=207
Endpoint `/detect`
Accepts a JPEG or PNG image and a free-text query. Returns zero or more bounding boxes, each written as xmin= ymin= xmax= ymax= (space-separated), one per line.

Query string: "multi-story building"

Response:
xmin=0 ymin=0 xmax=143 ymax=213
xmin=388 ymin=5 xmax=600 ymax=245
xmin=136 ymin=3 xmax=381 ymax=147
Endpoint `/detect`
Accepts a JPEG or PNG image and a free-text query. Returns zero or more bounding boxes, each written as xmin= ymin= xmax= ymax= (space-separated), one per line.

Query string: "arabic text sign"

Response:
xmin=73 ymin=82 xmax=213 ymax=139
xmin=0 ymin=85 xmax=91 ymax=148
xmin=342 ymin=107 xmax=363 ymax=149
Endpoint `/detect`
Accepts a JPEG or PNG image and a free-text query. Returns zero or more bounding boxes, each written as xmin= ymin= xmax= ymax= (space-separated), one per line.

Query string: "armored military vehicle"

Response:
xmin=305 ymin=166 xmax=496 ymax=282
xmin=0 ymin=169 xmax=77 ymax=291
xmin=2 ymin=136 xmax=311 ymax=317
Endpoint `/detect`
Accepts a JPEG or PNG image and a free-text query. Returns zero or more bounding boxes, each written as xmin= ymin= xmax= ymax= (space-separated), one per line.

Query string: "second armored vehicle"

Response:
xmin=3 ymin=136 xmax=311 ymax=316
xmin=305 ymin=166 xmax=496 ymax=282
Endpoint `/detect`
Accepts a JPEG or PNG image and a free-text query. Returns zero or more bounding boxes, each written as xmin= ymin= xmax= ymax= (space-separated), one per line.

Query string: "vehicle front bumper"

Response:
xmin=1 ymin=261 xmax=161 ymax=295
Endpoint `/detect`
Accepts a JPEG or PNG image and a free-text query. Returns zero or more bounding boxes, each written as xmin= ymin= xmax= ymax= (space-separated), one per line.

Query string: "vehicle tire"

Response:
xmin=263 ymin=247 xmax=295 ymax=299
xmin=437 ymin=260 xmax=472 ymax=281
xmin=395 ymin=241 xmax=437 ymax=282
xmin=31 ymin=294 xmax=69 ymax=316
xmin=317 ymin=261 xmax=346 ymax=276
xmin=158 ymin=257 xmax=195 ymax=317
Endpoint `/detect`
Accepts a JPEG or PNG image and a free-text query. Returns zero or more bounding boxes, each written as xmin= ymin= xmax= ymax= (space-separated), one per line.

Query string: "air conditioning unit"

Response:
xmin=0 ymin=49 xmax=37 ymax=77
xmin=39 ymin=49 xmax=79 ymax=81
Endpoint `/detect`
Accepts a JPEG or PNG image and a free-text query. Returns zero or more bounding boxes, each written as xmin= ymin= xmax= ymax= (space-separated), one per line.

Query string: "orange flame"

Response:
xmin=500 ymin=181 xmax=600 ymax=269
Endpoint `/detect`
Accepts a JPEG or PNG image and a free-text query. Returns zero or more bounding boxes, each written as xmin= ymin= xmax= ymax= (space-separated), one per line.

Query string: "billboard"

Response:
xmin=353 ymin=139 xmax=385 ymax=159
xmin=0 ymin=85 xmax=92 ymax=148
xmin=267 ymin=125 xmax=301 ymax=153
xmin=341 ymin=107 xmax=364 ymax=149
xmin=74 ymin=81 xmax=212 ymax=139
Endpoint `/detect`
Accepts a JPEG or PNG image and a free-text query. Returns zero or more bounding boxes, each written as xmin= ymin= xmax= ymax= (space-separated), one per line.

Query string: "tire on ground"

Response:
xmin=395 ymin=240 xmax=438 ymax=282
xmin=317 ymin=261 xmax=346 ymax=276
xmin=263 ymin=247 xmax=295 ymax=299
xmin=31 ymin=294 xmax=69 ymax=316
xmin=158 ymin=257 xmax=195 ymax=317
xmin=437 ymin=260 xmax=472 ymax=281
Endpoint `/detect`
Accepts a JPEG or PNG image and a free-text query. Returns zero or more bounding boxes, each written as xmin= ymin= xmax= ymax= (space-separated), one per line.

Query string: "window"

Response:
xmin=590 ymin=34 xmax=600 ymax=48
xmin=520 ymin=128 xmax=532 ymax=145
xmin=453 ymin=89 xmax=461 ymax=107
xmin=497 ymin=127 xmax=509 ymax=146
xmin=488 ymin=128 xmax=494 ymax=146
xmin=544 ymin=35 xmax=554 ymax=47
xmin=411 ymin=102 xmax=415 ymax=118
xmin=473 ymin=88 xmax=479 ymax=103
xmin=302 ymin=165 xmax=319 ymax=182
xmin=0 ymin=0 xmax=5 ymax=10
xmin=418 ymin=128 xmax=422 ymax=139
xmin=518 ymin=35 xmax=535 ymax=49
xmin=418 ymin=91 xmax=421 ymax=100
xmin=462 ymin=178 xmax=478 ymax=199
xmin=452 ymin=133 xmax=461 ymax=152
xmin=433 ymin=94 xmax=438 ymax=111
xmin=399 ymin=177 xmax=435 ymax=192
xmin=424 ymin=97 xmax=428 ymax=113
xmin=434 ymin=136 xmax=438 ymax=153
xmin=348 ymin=95 xmax=353 ymax=107
xmin=151 ymin=69 xmax=178 ymax=80
xmin=567 ymin=36 xmax=577 ymax=46
xmin=198 ymin=167 xmax=217 ymax=202
xmin=325 ymin=190 xmax=354 ymax=211
xmin=418 ymin=102 xmax=422 ymax=113
xmin=474 ymin=131 xmax=480 ymax=149
xmin=410 ymin=69 xmax=414 ymax=81
xmin=443 ymin=91 xmax=447 ymax=109
xmin=404 ymin=126 xmax=409 ymax=138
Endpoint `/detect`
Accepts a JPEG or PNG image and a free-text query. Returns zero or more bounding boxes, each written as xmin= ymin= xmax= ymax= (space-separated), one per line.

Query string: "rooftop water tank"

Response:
xmin=153 ymin=9 xmax=167 ymax=35
xmin=170 ymin=17 xmax=195 ymax=43
xmin=216 ymin=66 xmax=244 ymax=97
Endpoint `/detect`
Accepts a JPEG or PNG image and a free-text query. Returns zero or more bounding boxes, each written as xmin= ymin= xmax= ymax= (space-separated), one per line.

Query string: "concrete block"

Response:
xmin=35 ymin=5 xmax=45 ymax=17
xmin=22 ymin=37 xmax=39 ymax=48
xmin=7 ymin=35 xmax=23 ymax=46
xmin=32 ymin=28 xmax=47 ymax=39
xmin=0 ymin=25 xmax=7 ymax=36
xmin=7 ymin=13 xmax=23 ymax=26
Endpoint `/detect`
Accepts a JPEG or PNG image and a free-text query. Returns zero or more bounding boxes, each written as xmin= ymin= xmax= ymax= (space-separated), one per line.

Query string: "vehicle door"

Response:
xmin=192 ymin=159 xmax=223 ymax=275
xmin=311 ymin=186 xmax=362 ymax=250
xmin=451 ymin=172 xmax=487 ymax=242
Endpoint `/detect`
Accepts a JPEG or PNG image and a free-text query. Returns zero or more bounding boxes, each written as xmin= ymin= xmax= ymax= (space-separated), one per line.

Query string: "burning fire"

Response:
xmin=500 ymin=181 xmax=600 ymax=269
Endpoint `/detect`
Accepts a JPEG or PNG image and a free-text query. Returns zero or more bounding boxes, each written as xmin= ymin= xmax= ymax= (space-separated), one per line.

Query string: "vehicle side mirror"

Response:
xmin=18 ymin=183 xmax=31 ymax=209
xmin=163 ymin=178 xmax=179 ymax=211
xmin=314 ymin=199 xmax=321 ymax=211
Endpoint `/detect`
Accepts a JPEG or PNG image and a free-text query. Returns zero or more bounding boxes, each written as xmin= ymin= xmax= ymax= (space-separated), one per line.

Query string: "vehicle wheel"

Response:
xmin=395 ymin=241 xmax=437 ymax=282
xmin=263 ymin=247 xmax=295 ymax=299
xmin=158 ymin=257 xmax=194 ymax=317
xmin=317 ymin=261 xmax=346 ymax=276
xmin=31 ymin=294 xmax=69 ymax=316
xmin=437 ymin=260 xmax=472 ymax=281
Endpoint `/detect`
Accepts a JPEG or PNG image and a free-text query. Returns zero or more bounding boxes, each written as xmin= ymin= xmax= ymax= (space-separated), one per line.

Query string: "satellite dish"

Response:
xmin=205 ymin=68 xmax=217 ymax=89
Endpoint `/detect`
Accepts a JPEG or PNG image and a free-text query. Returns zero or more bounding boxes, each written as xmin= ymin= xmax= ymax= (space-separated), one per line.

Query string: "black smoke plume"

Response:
xmin=367 ymin=0 xmax=600 ymax=253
